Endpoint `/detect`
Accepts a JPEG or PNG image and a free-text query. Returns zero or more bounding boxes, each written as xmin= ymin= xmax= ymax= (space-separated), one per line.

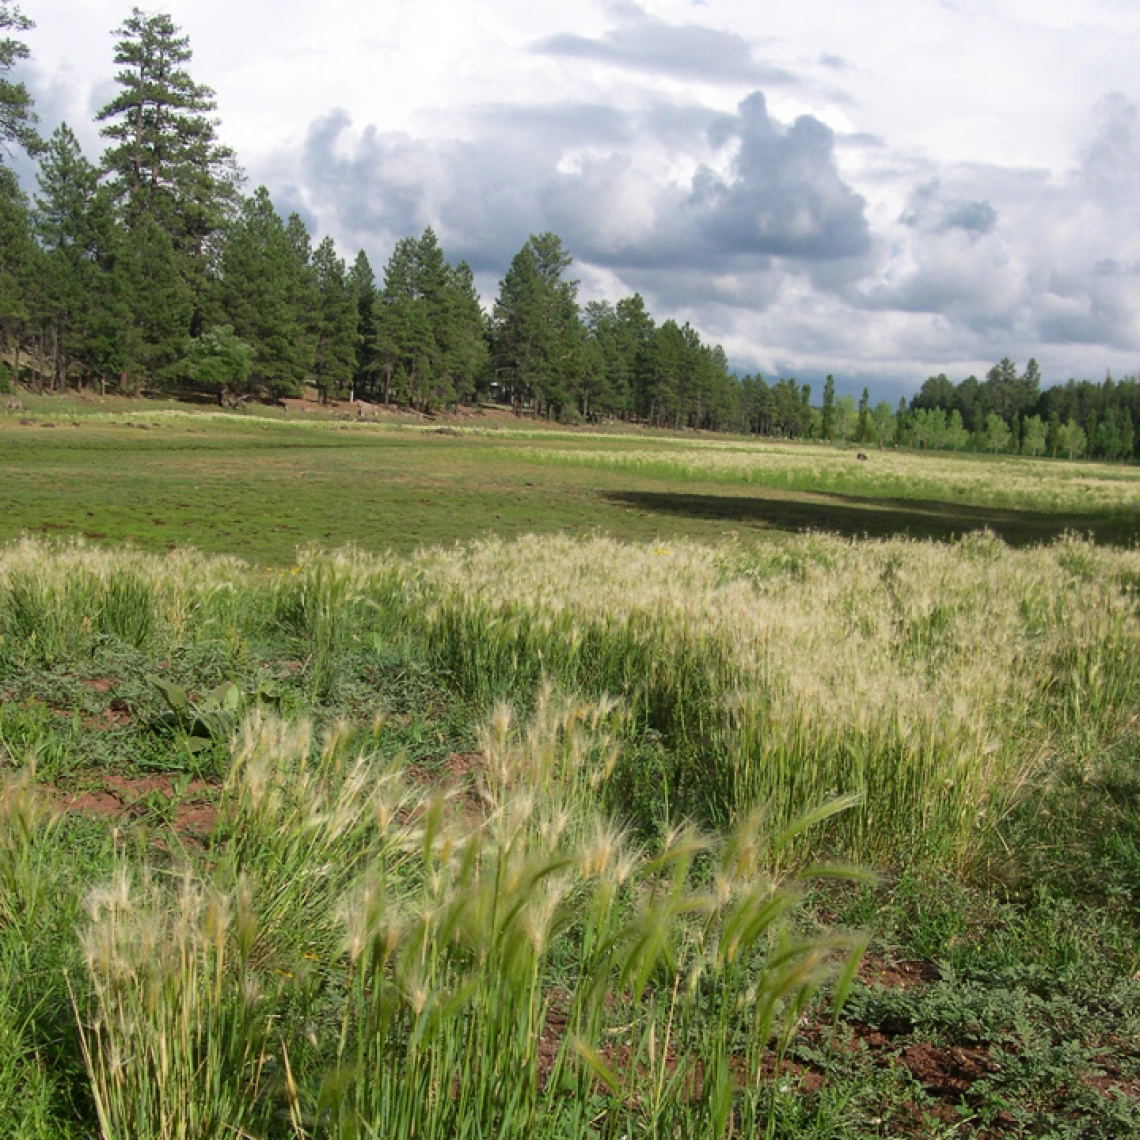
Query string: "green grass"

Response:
xmin=3 ymin=403 xmax=1139 ymax=563
xmin=2 ymin=400 xmax=1140 ymax=1137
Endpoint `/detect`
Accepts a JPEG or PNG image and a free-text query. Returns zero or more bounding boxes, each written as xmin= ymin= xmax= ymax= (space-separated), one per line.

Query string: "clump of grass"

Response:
xmin=78 ymin=869 xmax=277 ymax=1140
xmin=67 ymin=702 xmax=862 ymax=1139
xmin=395 ymin=530 xmax=1140 ymax=865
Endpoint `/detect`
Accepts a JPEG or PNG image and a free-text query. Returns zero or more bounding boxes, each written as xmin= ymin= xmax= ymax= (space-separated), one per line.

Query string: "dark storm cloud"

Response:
xmin=533 ymin=1 xmax=799 ymax=87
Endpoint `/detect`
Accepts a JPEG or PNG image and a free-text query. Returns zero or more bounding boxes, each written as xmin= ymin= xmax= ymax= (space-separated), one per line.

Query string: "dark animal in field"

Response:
xmin=857 ymin=452 xmax=868 ymax=461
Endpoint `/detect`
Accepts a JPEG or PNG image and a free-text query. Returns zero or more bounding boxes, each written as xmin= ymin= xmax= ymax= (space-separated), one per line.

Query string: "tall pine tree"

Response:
xmin=310 ymin=236 xmax=356 ymax=403
xmin=0 ymin=3 xmax=37 ymax=156
xmin=97 ymin=8 xmax=241 ymax=361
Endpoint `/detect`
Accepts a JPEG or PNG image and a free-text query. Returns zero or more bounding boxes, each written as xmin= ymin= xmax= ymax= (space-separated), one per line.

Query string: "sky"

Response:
xmin=13 ymin=0 xmax=1140 ymax=397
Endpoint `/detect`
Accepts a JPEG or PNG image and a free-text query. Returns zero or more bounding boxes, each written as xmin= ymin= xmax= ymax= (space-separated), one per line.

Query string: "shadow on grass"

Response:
xmin=603 ymin=488 xmax=1139 ymax=547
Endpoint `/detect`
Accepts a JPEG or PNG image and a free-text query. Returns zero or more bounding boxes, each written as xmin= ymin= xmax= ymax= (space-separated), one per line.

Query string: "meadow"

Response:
xmin=2 ymin=398 xmax=1140 ymax=1137
xmin=3 ymin=396 xmax=1140 ymax=560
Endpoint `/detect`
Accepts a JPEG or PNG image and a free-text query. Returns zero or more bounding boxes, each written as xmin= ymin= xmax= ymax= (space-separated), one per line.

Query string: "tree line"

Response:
xmin=906 ymin=359 xmax=1139 ymax=461
xmin=0 ymin=6 xmax=745 ymax=426
xmin=0 ymin=5 xmax=1137 ymax=461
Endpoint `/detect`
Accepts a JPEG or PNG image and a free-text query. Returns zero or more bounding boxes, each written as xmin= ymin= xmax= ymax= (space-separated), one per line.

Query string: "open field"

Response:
xmin=2 ymin=401 xmax=1140 ymax=1136
xmin=3 ymin=398 xmax=1140 ymax=560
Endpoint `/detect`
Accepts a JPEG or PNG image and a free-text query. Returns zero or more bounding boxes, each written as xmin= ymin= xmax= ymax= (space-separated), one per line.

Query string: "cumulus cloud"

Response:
xmin=846 ymin=93 xmax=1140 ymax=362
xmin=900 ymin=181 xmax=997 ymax=237
xmin=266 ymin=80 xmax=1140 ymax=385
xmin=274 ymin=89 xmax=869 ymax=320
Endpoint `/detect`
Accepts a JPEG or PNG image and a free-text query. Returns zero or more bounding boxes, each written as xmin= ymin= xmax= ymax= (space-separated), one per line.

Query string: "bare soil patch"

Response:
xmin=49 ymin=772 xmax=218 ymax=839
xmin=860 ymin=954 xmax=940 ymax=989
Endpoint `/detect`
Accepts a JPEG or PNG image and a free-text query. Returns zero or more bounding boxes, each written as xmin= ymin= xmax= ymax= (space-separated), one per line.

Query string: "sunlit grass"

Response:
xmin=505 ymin=439 xmax=1140 ymax=514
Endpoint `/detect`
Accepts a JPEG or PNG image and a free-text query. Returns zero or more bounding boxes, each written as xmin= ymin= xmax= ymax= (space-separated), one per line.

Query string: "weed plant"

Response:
xmin=11 ymin=702 xmax=860 ymax=1140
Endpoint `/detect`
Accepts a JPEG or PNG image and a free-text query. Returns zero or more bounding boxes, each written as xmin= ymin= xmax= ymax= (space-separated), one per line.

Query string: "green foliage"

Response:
xmin=985 ymin=412 xmax=1012 ymax=453
xmin=0 ymin=3 xmax=38 ymax=157
xmin=1 ymin=524 xmax=1139 ymax=1137
xmin=182 ymin=325 xmax=252 ymax=402
xmin=148 ymin=676 xmax=246 ymax=753
xmin=219 ymin=187 xmax=312 ymax=398
xmin=492 ymin=232 xmax=584 ymax=418
xmin=96 ymin=8 xmax=239 ymax=259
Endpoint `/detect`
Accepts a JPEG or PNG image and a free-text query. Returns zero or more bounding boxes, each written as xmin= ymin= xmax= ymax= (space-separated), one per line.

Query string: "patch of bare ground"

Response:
xmin=859 ymin=954 xmax=941 ymax=990
xmin=409 ymin=751 xmax=488 ymax=823
xmin=1083 ymin=1053 xmax=1140 ymax=1101
xmin=898 ymin=1042 xmax=997 ymax=1098
xmin=82 ymin=676 xmax=118 ymax=694
xmin=47 ymin=772 xmax=219 ymax=840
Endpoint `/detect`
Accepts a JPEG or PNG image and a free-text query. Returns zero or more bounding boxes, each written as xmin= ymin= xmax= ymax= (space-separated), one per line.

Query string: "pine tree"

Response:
xmin=219 ymin=187 xmax=309 ymax=399
xmin=615 ymin=294 xmax=654 ymax=421
xmin=647 ymin=321 xmax=686 ymax=427
xmin=0 ymin=165 xmax=35 ymax=376
xmin=375 ymin=235 xmax=437 ymax=410
xmin=441 ymin=261 xmax=488 ymax=406
xmin=310 ymin=236 xmax=356 ymax=403
xmin=348 ymin=250 xmax=378 ymax=399
xmin=97 ymin=9 xmax=239 ymax=234
xmin=491 ymin=233 xmax=583 ymax=418
xmin=119 ymin=211 xmax=193 ymax=390
xmin=33 ymin=125 xmax=113 ymax=388
xmin=285 ymin=212 xmax=319 ymax=386
xmin=0 ymin=3 xmax=38 ymax=157
xmin=97 ymin=7 xmax=241 ymax=341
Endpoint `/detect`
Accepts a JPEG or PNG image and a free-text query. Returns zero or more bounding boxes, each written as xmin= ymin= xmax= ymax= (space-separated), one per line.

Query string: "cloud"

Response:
xmin=533 ymin=1 xmax=798 ymax=87
xmin=900 ymin=181 xmax=998 ymax=236
xmin=272 ymin=89 xmax=871 ymax=330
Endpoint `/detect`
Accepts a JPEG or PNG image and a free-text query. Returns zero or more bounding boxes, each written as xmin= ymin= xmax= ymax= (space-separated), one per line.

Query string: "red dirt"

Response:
xmin=65 ymin=790 xmax=122 ymax=817
xmin=1083 ymin=1055 xmax=1140 ymax=1101
xmin=897 ymin=1042 xmax=997 ymax=1098
xmin=408 ymin=751 xmax=489 ymax=822
xmin=860 ymin=954 xmax=940 ymax=989
xmin=80 ymin=707 xmax=132 ymax=730
xmin=49 ymin=773 xmax=218 ymax=839
xmin=83 ymin=677 xmax=118 ymax=693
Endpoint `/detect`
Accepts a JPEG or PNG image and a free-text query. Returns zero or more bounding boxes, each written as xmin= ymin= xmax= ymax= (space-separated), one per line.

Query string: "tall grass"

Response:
xmin=65 ymin=702 xmax=861 ymax=1140
xmin=393 ymin=531 xmax=1140 ymax=864
xmin=3 ymin=531 xmax=1138 ymax=865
